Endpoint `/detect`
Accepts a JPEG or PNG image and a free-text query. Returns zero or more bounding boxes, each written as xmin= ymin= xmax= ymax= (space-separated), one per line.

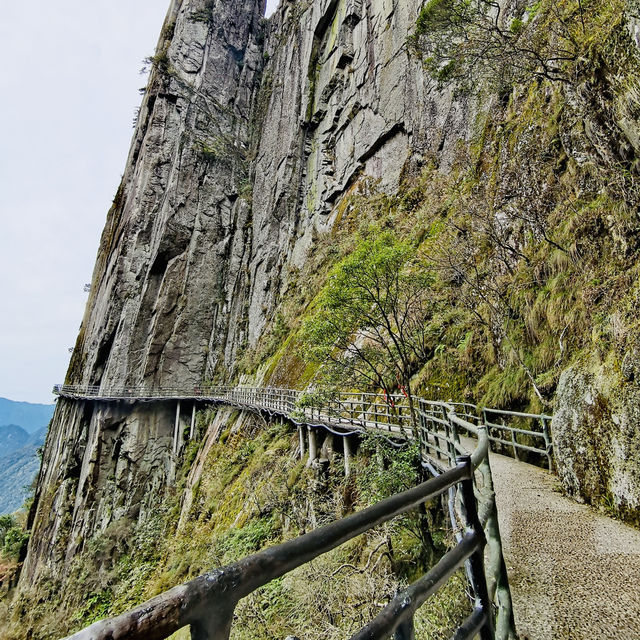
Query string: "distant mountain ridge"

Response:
xmin=0 ymin=427 xmax=46 ymax=514
xmin=0 ymin=397 xmax=54 ymax=434
xmin=0 ymin=398 xmax=52 ymax=514
xmin=0 ymin=424 xmax=30 ymax=458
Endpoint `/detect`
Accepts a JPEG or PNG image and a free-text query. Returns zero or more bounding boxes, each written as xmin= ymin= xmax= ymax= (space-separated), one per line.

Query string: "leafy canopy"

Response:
xmin=300 ymin=230 xmax=434 ymax=398
xmin=409 ymin=0 xmax=583 ymax=87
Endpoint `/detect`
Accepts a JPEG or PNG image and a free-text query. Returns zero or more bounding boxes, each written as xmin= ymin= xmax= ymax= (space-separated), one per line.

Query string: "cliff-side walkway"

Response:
xmin=491 ymin=451 xmax=640 ymax=639
xmin=54 ymin=384 xmax=640 ymax=639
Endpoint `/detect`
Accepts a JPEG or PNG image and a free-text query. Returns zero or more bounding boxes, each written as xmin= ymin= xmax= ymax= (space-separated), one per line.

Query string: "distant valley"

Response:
xmin=0 ymin=397 xmax=55 ymax=434
xmin=0 ymin=398 xmax=54 ymax=514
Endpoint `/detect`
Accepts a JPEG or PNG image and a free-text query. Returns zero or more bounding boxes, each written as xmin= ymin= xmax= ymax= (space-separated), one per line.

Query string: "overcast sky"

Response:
xmin=0 ymin=0 xmax=280 ymax=405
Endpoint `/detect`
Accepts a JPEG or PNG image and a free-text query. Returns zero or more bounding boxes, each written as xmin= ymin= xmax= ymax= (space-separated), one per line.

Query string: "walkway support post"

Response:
xmin=190 ymin=404 xmax=197 ymax=440
xmin=307 ymin=426 xmax=317 ymax=466
xmin=298 ymin=425 xmax=306 ymax=460
xmin=344 ymin=435 xmax=352 ymax=478
xmin=173 ymin=401 xmax=181 ymax=455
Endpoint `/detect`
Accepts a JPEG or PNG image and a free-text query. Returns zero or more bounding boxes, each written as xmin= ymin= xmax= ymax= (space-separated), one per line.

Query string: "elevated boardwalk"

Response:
xmin=53 ymin=384 xmax=640 ymax=639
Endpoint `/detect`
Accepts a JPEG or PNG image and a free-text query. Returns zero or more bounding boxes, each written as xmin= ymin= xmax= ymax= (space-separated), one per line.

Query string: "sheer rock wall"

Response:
xmin=21 ymin=0 xmax=476 ymax=587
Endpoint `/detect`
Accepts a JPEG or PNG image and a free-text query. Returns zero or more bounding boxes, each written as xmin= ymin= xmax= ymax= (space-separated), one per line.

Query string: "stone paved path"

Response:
xmin=489 ymin=451 xmax=640 ymax=639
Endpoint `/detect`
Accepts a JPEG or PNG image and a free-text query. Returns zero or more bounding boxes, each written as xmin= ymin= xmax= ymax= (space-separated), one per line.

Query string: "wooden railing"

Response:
xmin=53 ymin=384 xmax=552 ymax=640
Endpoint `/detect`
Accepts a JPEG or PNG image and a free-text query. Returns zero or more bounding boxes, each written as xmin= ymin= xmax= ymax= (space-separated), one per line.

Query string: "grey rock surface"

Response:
xmin=22 ymin=0 xmax=266 ymax=585
xmin=552 ymin=365 xmax=640 ymax=522
xmin=20 ymin=0 xmax=500 ymax=587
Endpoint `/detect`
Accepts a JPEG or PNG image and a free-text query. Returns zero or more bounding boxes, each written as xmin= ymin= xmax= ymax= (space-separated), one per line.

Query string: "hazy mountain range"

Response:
xmin=0 ymin=398 xmax=54 ymax=514
xmin=0 ymin=397 xmax=55 ymax=434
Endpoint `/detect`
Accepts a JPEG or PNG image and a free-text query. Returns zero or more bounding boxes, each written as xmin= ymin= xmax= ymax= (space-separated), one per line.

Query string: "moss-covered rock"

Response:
xmin=552 ymin=365 xmax=640 ymax=525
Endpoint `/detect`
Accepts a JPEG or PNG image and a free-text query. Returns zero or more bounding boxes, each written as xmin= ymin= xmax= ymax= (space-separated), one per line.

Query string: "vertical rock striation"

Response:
xmin=247 ymin=0 xmax=475 ymax=344
xmin=22 ymin=0 xmax=266 ymax=586
xmin=21 ymin=0 xmax=480 ymax=589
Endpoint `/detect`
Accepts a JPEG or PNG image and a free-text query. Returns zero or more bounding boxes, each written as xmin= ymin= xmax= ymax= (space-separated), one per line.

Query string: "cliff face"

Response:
xmin=245 ymin=0 xmax=473 ymax=345
xmin=22 ymin=0 xmax=473 ymax=590
xmin=22 ymin=0 xmax=267 ymax=586
xmin=18 ymin=0 xmax=640 ymax=618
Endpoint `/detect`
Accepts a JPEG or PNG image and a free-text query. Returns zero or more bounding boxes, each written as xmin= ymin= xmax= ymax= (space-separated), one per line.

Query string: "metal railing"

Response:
xmin=52 ymin=384 xmax=551 ymax=640
xmin=63 ymin=456 xmax=489 ymax=640
xmin=482 ymin=408 xmax=553 ymax=470
xmin=53 ymin=386 xmax=551 ymax=459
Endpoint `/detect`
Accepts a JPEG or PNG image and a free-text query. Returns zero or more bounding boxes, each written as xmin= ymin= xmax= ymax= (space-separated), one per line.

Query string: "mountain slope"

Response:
xmin=0 ymin=399 xmax=54 ymax=434
xmin=0 ymin=428 xmax=45 ymax=515
xmin=0 ymin=425 xmax=29 ymax=458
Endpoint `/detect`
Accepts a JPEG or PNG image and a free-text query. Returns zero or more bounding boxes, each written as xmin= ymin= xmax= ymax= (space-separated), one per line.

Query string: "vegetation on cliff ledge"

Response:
xmin=254 ymin=0 xmax=640 ymax=409
xmin=0 ymin=412 xmax=468 ymax=639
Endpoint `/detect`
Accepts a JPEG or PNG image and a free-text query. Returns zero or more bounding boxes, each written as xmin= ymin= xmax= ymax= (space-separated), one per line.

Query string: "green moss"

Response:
xmin=253 ymin=0 xmax=640 ymax=417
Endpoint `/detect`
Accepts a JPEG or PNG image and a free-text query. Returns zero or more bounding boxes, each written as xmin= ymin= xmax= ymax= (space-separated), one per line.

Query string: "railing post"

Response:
xmin=475 ymin=444 xmax=517 ymax=640
xmin=456 ymin=455 xmax=494 ymax=640
xmin=542 ymin=417 xmax=553 ymax=470
xmin=189 ymin=605 xmax=236 ymax=640
xmin=416 ymin=401 xmax=424 ymax=460
xmin=483 ymin=498 xmax=517 ymax=640
xmin=451 ymin=413 xmax=461 ymax=451
xmin=444 ymin=407 xmax=456 ymax=463
xmin=510 ymin=426 xmax=519 ymax=460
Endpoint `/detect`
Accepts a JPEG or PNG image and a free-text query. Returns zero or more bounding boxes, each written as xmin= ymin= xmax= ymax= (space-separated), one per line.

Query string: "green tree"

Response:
xmin=0 ymin=515 xmax=15 ymax=545
xmin=0 ymin=515 xmax=29 ymax=560
xmin=300 ymin=230 xmax=434 ymax=425
xmin=409 ymin=0 xmax=582 ymax=87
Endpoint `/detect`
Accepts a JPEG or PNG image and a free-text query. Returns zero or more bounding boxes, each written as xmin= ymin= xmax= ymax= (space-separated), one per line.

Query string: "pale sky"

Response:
xmin=0 ymin=0 xmax=279 ymax=404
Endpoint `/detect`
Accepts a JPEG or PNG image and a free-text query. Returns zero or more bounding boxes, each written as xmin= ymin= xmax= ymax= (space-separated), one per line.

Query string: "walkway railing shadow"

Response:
xmin=52 ymin=384 xmax=552 ymax=640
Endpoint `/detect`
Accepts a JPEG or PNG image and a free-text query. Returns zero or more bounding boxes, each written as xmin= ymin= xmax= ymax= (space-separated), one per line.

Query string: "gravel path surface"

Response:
xmin=489 ymin=451 xmax=640 ymax=639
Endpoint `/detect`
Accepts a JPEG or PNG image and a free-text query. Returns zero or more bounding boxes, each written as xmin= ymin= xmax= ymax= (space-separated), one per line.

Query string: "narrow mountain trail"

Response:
xmin=490 ymin=451 xmax=640 ymax=639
